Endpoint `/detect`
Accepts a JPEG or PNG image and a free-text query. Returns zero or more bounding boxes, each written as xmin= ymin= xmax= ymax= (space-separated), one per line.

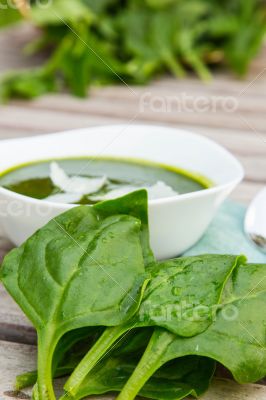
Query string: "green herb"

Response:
xmin=0 ymin=1 xmax=21 ymax=28
xmin=15 ymin=328 xmax=153 ymax=391
xmin=15 ymin=328 xmax=215 ymax=400
xmin=75 ymin=354 xmax=215 ymax=400
xmin=1 ymin=0 xmax=266 ymax=100
xmin=63 ymin=254 xmax=243 ymax=397
xmin=117 ymin=261 xmax=266 ymax=400
xmin=15 ymin=327 xmax=103 ymax=390
xmin=0 ymin=190 xmax=152 ymax=400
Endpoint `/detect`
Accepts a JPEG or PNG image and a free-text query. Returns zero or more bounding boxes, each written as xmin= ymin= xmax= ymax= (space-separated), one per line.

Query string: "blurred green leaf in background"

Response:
xmin=0 ymin=0 xmax=266 ymax=100
xmin=0 ymin=0 xmax=21 ymax=27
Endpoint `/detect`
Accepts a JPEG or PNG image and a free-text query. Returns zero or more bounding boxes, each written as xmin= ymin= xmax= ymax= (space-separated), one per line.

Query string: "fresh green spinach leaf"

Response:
xmin=16 ymin=327 xmax=103 ymax=390
xmin=117 ymin=261 xmax=266 ymax=400
xmin=16 ymin=329 xmax=215 ymax=400
xmin=0 ymin=190 xmax=152 ymax=400
xmin=64 ymin=254 xmax=242 ymax=397
xmin=1 ymin=0 xmax=266 ymax=100
xmin=0 ymin=2 xmax=21 ymax=28
xmin=75 ymin=354 xmax=215 ymax=400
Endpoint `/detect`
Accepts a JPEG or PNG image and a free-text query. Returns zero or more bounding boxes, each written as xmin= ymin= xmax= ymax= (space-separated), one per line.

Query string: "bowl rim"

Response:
xmin=0 ymin=124 xmax=244 ymax=207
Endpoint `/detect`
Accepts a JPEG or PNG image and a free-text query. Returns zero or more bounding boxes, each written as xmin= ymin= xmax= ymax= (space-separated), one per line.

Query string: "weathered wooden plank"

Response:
xmin=0 ymin=340 xmax=36 ymax=399
xmin=0 ymin=245 xmax=35 ymax=344
xmin=0 ymin=107 xmax=265 ymax=159
xmin=202 ymin=379 xmax=266 ymax=400
xmin=237 ymin=156 xmax=266 ymax=183
xmin=3 ymin=94 xmax=266 ymax=133
xmin=229 ymin=182 xmax=264 ymax=205
xmin=187 ymin=126 xmax=266 ymax=159
xmin=0 ymin=287 xmax=35 ymax=344
xmin=0 ymin=118 xmax=126 ymax=139
xmin=0 ymin=24 xmax=43 ymax=73
xmin=152 ymin=74 xmax=266 ymax=96
xmin=0 ymin=340 xmax=266 ymax=400
xmin=0 ymin=105 xmax=127 ymax=133
xmin=90 ymin=83 xmax=266 ymax=114
xmin=10 ymin=80 xmax=266 ymax=112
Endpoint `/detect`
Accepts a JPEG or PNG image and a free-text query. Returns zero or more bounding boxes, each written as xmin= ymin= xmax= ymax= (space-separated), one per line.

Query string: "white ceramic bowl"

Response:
xmin=0 ymin=125 xmax=244 ymax=259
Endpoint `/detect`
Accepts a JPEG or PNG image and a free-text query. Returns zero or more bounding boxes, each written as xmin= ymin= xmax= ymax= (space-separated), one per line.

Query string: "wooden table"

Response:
xmin=0 ymin=24 xmax=266 ymax=400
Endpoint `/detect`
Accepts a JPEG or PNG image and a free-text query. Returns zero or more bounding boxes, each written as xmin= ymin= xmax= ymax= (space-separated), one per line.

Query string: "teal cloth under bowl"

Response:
xmin=184 ymin=201 xmax=266 ymax=263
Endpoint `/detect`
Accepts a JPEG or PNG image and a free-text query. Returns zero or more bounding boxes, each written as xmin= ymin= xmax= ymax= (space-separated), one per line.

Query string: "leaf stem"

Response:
xmin=63 ymin=324 xmax=130 ymax=398
xmin=162 ymin=51 xmax=186 ymax=78
xmin=117 ymin=329 xmax=174 ymax=400
xmin=37 ymin=329 xmax=59 ymax=400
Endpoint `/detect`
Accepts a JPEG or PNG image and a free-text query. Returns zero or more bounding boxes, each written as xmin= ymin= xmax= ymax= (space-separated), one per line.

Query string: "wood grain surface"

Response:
xmin=0 ymin=23 xmax=265 ymax=399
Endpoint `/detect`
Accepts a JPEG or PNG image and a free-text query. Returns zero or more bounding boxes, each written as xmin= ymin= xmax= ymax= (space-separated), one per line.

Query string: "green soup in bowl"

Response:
xmin=0 ymin=157 xmax=211 ymax=204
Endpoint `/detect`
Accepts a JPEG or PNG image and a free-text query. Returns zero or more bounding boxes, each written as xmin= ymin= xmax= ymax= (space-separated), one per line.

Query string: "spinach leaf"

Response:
xmin=75 ymin=355 xmax=215 ymax=400
xmin=163 ymin=262 xmax=266 ymax=382
xmin=64 ymin=254 xmax=242 ymax=397
xmin=0 ymin=190 xmax=152 ymax=400
xmin=1 ymin=1 xmax=266 ymax=100
xmin=117 ymin=261 xmax=266 ymax=400
xmin=0 ymin=1 xmax=21 ymax=28
xmin=16 ymin=330 xmax=215 ymax=400
xmin=16 ymin=328 xmax=103 ymax=390
xmin=138 ymin=254 xmax=244 ymax=336
xmin=15 ymin=328 xmax=151 ymax=391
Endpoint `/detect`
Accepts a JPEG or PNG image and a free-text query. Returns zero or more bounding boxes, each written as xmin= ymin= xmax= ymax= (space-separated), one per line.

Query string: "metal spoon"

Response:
xmin=244 ymin=187 xmax=266 ymax=253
